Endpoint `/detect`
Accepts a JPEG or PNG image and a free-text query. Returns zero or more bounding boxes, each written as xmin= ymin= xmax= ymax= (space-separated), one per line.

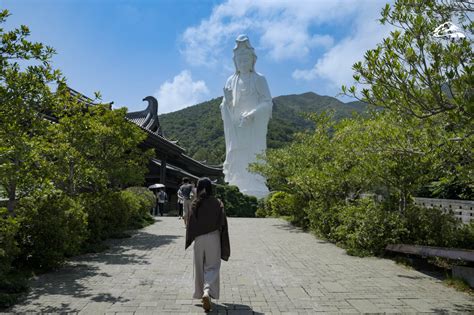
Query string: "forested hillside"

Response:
xmin=159 ymin=92 xmax=366 ymax=165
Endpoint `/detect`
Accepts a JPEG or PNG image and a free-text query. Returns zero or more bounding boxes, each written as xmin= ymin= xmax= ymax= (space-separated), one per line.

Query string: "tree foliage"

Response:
xmin=0 ymin=11 xmax=155 ymax=306
xmin=215 ymin=184 xmax=258 ymax=217
xmin=252 ymin=0 xmax=473 ymax=255
xmin=48 ymin=100 xmax=152 ymax=195
xmin=344 ymin=0 xmax=473 ymax=196
xmin=0 ymin=9 xmax=64 ymax=215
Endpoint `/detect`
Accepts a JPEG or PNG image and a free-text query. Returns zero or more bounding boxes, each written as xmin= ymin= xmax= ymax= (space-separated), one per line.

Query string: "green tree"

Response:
xmin=344 ymin=0 xmax=473 ymax=198
xmin=251 ymin=112 xmax=361 ymax=227
xmin=250 ymin=0 xmax=473 ymax=254
xmin=337 ymin=112 xmax=438 ymax=212
xmin=0 ymin=10 xmax=64 ymax=216
xmin=48 ymin=98 xmax=153 ymax=195
xmin=253 ymin=112 xmax=371 ymax=205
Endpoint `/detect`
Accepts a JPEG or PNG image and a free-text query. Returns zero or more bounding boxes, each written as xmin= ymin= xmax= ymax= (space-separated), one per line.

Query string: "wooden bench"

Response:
xmin=386 ymin=244 xmax=474 ymax=287
xmin=386 ymin=244 xmax=474 ymax=262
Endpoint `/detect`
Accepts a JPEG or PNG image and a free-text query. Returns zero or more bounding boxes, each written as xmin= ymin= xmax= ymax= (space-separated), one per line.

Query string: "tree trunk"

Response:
xmin=399 ymin=190 xmax=408 ymax=214
xmin=6 ymin=180 xmax=17 ymax=217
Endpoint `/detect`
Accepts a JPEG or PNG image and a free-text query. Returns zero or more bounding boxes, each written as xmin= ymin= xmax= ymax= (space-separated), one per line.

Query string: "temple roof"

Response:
xmin=64 ymin=88 xmax=222 ymax=179
xmin=126 ymin=96 xmax=223 ymax=178
xmin=64 ymin=89 xmax=222 ymax=180
xmin=125 ymin=96 xmax=164 ymax=136
xmin=67 ymin=87 xmax=113 ymax=109
xmin=150 ymin=158 xmax=199 ymax=180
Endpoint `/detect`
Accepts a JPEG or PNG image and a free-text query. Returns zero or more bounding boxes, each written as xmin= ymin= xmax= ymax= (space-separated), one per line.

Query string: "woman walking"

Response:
xmin=185 ymin=178 xmax=230 ymax=312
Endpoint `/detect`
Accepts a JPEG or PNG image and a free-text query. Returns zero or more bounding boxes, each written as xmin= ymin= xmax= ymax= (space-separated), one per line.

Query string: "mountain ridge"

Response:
xmin=159 ymin=92 xmax=367 ymax=165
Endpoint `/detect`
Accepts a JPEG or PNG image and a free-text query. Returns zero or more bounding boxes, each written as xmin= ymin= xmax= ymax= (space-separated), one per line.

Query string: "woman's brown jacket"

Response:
xmin=185 ymin=195 xmax=230 ymax=261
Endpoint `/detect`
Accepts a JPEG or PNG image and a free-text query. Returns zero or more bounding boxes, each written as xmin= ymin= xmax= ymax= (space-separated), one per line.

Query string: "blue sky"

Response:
xmin=3 ymin=0 xmax=391 ymax=113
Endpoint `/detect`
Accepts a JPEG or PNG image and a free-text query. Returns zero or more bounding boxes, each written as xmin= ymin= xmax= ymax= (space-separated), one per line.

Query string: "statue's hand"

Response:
xmin=239 ymin=110 xmax=255 ymax=127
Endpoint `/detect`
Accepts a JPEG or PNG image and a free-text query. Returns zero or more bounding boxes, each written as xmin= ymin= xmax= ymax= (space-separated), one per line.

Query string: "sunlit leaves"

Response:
xmin=346 ymin=0 xmax=472 ymax=135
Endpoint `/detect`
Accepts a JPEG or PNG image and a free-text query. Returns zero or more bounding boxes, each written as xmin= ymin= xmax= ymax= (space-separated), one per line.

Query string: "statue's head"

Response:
xmin=233 ymin=34 xmax=257 ymax=74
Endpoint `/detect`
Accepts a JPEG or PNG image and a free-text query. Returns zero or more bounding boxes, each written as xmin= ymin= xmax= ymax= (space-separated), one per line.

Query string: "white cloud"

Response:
xmin=292 ymin=8 xmax=392 ymax=88
xmin=181 ymin=0 xmax=393 ymax=92
xmin=155 ymin=70 xmax=209 ymax=114
xmin=310 ymin=34 xmax=334 ymax=49
xmin=180 ymin=0 xmax=365 ymax=66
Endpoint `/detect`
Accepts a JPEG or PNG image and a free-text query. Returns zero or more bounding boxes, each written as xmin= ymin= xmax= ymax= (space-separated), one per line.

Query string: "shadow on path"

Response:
xmin=271 ymin=222 xmax=305 ymax=234
xmin=76 ymin=232 xmax=181 ymax=265
xmin=433 ymin=303 xmax=474 ymax=314
xmin=220 ymin=302 xmax=264 ymax=314
xmin=11 ymin=230 xmax=180 ymax=313
xmin=12 ymin=264 xmax=126 ymax=313
xmin=194 ymin=302 xmax=264 ymax=314
xmin=389 ymin=255 xmax=447 ymax=282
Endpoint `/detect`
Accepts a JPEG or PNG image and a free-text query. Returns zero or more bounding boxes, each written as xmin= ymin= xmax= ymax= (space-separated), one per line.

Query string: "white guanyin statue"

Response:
xmin=220 ymin=34 xmax=272 ymax=198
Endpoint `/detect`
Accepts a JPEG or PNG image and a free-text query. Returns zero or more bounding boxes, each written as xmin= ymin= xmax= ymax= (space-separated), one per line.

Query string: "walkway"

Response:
xmin=7 ymin=217 xmax=474 ymax=314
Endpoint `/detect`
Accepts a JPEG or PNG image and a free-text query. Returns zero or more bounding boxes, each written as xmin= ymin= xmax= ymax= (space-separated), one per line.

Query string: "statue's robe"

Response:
xmin=220 ymin=71 xmax=272 ymax=198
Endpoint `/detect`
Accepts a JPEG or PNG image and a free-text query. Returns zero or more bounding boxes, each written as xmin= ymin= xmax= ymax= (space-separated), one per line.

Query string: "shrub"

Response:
xmin=335 ymin=198 xmax=407 ymax=256
xmin=0 ymin=271 xmax=29 ymax=309
xmin=123 ymin=187 xmax=155 ymax=228
xmin=80 ymin=191 xmax=130 ymax=242
xmin=81 ymin=188 xmax=155 ymax=244
xmin=0 ymin=208 xmax=27 ymax=309
xmin=267 ymin=192 xmax=292 ymax=217
xmin=266 ymin=191 xmax=309 ymax=227
xmin=306 ymin=200 xmax=341 ymax=239
xmin=403 ymin=205 xmax=473 ymax=249
xmin=215 ymin=184 xmax=258 ymax=217
xmin=117 ymin=190 xmax=141 ymax=231
xmin=454 ymin=222 xmax=474 ymax=249
xmin=0 ymin=208 xmax=19 ymax=276
xmin=125 ymin=187 xmax=155 ymax=211
xmin=305 ymin=198 xmax=472 ymax=256
xmin=255 ymin=197 xmax=270 ymax=218
xmin=15 ymin=191 xmax=88 ymax=270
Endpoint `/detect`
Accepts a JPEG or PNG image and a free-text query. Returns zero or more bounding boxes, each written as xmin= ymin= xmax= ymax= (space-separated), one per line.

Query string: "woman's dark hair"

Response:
xmin=192 ymin=177 xmax=213 ymax=218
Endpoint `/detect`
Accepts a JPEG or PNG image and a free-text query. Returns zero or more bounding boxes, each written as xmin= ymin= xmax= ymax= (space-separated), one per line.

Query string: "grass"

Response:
xmin=394 ymin=256 xmax=415 ymax=269
xmin=390 ymin=255 xmax=474 ymax=295
xmin=444 ymin=276 xmax=473 ymax=295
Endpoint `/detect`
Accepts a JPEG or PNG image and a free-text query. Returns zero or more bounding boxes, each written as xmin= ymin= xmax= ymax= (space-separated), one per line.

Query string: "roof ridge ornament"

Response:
xmin=125 ymin=96 xmax=163 ymax=136
xmin=142 ymin=96 xmax=163 ymax=136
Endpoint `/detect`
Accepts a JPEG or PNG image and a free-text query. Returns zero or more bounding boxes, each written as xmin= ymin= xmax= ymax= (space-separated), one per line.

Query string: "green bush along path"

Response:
xmin=8 ymin=217 xmax=474 ymax=314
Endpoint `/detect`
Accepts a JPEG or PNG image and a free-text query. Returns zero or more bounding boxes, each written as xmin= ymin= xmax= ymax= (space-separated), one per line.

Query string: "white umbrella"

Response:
xmin=148 ymin=183 xmax=165 ymax=189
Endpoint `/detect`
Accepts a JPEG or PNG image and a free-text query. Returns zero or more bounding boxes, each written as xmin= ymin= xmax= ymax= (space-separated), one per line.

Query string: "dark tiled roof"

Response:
xmin=127 ymin=117 xmax=185 ymax=154
xmin=126 ymin=96 xmax=163 ymax=136
xmin=67 ymin=87 xmax=113 ymax=109
xmin=125 ymin=96 xmax=222 ymax=177
xmin=150 ymin=158 xmax=199 ymax=180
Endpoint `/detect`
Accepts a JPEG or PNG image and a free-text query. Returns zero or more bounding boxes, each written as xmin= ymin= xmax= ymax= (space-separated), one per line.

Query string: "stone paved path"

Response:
xmin=6 ymin=217 xmax=474 ymax=314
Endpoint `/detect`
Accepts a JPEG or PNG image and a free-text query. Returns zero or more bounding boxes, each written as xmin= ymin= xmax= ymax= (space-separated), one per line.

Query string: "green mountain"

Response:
xmin=159 ymin=92 xmax=367 ymax=165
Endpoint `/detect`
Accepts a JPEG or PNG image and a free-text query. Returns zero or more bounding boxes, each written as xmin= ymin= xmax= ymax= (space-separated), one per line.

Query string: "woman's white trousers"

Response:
xmin=193 ymin=229 xmax=221 ymax=299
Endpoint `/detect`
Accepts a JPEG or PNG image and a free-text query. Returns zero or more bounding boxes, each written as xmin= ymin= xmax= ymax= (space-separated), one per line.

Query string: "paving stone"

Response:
xmin=5 ymin=217 xmax=474 ymax=314
xmin=283 ymin=287 xmax=308 ymax=300
xmin=400 ymin=298 xmax=441 ymax=313
xmin=320 ymin=281 xmax=348 ymax=293
xmin=347 ymin=299 xmax=380 ymax=313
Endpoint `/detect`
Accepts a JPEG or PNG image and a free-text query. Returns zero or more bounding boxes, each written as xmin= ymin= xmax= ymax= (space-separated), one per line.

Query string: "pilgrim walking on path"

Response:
xmin=185 ymin=177 xmax=230 ymax=312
